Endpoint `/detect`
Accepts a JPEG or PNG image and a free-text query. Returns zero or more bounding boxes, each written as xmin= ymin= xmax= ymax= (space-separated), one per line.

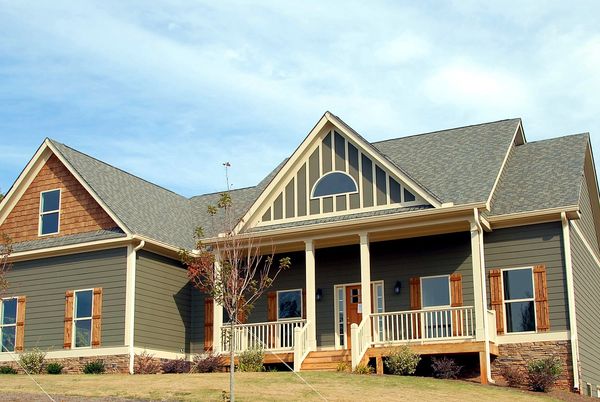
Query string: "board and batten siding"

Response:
xmin=484 ymin=222 xmax=569 ymax=331
xmin=134 ymin=251 xmax=191 ymax=353
xmin=578 ymin=174 xmax=599 ymax=252
xmin=571 ymin=223 xmax=600 ymax=390
xmin=5 ymin=248 xmax=127 ymax=350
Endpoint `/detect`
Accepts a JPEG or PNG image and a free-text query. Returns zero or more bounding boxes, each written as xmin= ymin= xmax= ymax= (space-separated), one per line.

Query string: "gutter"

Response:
xmin=561 ymin=212 xmax=580 ymax=392
xmin=127 ymin=239 xmax=145 ymax=374
xmin=473 ymin=208 xmax=494 ymax=384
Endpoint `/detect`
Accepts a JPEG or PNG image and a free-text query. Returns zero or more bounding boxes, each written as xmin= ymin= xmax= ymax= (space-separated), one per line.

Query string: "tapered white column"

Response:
xmin=213 ymin=259 xmax=223 ymax=354
xmin=305 ymin=239 xmax=317 ymax=349
xmin=359 ymin=233 xmax=371 ymax=340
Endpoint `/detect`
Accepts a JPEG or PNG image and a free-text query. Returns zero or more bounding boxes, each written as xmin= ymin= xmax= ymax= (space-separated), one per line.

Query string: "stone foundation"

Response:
xmin=491 ymin=340 xmax=574 ymax=391
xmin=1 ymin=354 xmax=130 ymax=374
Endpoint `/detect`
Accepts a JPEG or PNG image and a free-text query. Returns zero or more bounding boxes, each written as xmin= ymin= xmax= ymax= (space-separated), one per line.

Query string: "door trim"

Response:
xmin=333 ymin=280 xmax=384 ymax=350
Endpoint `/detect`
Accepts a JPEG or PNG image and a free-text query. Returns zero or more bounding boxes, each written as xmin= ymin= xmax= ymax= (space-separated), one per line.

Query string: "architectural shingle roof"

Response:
xmin=13 ymin=228 xmax=126 ymax=253
xmin=21 ymin=117 xmax=588 ymax=250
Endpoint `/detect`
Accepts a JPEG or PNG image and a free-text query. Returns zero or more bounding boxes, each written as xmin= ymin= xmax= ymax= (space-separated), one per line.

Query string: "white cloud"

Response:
xmin=374 ymin=33 xmax=430 ymax=65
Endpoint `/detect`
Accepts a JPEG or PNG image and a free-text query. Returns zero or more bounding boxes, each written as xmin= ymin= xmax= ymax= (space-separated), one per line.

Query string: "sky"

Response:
xmin=1 ymin=1 xmax=599 ymax=197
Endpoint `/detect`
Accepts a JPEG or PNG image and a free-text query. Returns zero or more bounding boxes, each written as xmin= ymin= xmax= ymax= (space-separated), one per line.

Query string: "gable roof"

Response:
xmin=488 ymin=133 xmax=589 ymax=216
xmin=373 ymin=118 xmax=521 ymax=205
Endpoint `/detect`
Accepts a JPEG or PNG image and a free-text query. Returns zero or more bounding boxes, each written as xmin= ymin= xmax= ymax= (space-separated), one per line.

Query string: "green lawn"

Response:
xmin=0 ymin=372 xmax=561 ymax=401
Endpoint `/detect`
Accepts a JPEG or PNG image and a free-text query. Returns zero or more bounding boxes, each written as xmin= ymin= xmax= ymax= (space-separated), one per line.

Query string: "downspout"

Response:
xmin=128 ymin=239 xmax=145 ymax=374
xmin=473 ymin=209 xmax=494 ymax=384
xmin=561 ymin=212 xmax=580 ymax=392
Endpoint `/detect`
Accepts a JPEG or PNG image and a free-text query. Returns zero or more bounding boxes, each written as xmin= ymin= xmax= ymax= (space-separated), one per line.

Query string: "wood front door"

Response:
xmin=345 ymin=285 xmax=362 ymax=348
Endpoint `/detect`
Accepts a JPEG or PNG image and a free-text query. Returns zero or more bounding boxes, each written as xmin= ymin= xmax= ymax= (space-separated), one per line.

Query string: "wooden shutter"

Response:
xmin=63 ymin=290 xmax=74 ymax=349
xmin=15 ymin=296 xmax=26 ymax=352
xmin=450 ymin=274 xmax=463 ymax=336
xmin=302 ymin=289 xmax=306 ymax=320
xmin=92 ymin=288 xmax=103 ymax=348
xmin=267 ymin=291 xmax=277 ymax=321
xmin=409 ymin=278 xmax=421 ymax=338
xmin=489 ymin=270 xmax=504 ymax=334
xmin=204 ymin=298 xmax=214 ymax=351
xmin=533 ymin=265 xmax=550 ymax=331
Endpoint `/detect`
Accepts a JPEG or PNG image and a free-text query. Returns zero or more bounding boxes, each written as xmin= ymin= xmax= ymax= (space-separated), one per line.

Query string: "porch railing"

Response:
xmin=293 ymin=321 xmax=311 ymax=372
xmin=220 ymin=319 xmax=306 ymax=353
xmin=351 ymin=318 xmax=370 ymax=369
xmin=370 ymin=306 xmax=475 ymax=344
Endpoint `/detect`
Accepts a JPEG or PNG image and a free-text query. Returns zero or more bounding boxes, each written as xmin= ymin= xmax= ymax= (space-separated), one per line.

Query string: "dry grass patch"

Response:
xmin=0 ymin=372 xmax=561 ymax=401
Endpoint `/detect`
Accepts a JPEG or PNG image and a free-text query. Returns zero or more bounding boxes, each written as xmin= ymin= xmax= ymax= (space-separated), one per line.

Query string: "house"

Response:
xmin=0 ymin=112 xmax=599 ymax=395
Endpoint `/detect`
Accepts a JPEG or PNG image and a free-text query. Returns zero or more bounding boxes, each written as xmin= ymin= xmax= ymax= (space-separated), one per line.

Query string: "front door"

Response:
xmin=345 ymin=285 xmax=362 ymax=348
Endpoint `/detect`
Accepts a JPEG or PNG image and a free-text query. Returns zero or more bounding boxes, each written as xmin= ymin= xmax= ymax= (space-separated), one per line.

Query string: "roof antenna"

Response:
xmin=223 ymin=162 xmax=232 ymax=190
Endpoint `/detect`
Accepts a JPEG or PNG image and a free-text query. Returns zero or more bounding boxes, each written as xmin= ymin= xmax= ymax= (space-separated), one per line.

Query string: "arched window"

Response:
xmin=311 ymin=171 xmax=358 ymax=198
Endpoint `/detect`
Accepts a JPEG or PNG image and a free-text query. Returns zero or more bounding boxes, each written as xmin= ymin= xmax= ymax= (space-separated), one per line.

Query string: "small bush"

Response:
xmin=353 ymin=363 xmax=374 ymax=375
xmin=191 ymin=353 xmax=223 ymax=373
xmin=19 ymin=348 xmax=46 ymax=374
xmin=162 ymin=358 xmax=191 ymax=374
xmin=134 ymin=351 xmax=161 ymax=374
xmin=527 ymin=356 xmax=562 ymax=392
xmin=82 ymin=360 xmax=106 ymax=374
xmin=0 ymin=365 xmax=17 ymax=374
xmin=336 ymin=361 xmax=350 ymax=372
xmin=46 ymin=362 xmax=63 ymax=375
xmin=237 ymin=349 xmax=264 ymax=372
xmin=384 ymin=346 xmax=420 ymax=375
xmin=501 ymin=365 xmax=523 ymax=387
xmin=431 ymin=356 xmax=462 ymax=379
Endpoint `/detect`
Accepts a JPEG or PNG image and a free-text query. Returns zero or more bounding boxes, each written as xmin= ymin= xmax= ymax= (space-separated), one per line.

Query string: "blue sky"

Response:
xmin=1 ymin=1 xmax=599 ymax=197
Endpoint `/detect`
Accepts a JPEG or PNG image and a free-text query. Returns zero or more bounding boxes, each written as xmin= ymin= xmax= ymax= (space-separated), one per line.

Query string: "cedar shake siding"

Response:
xmin=484 ymin=222 xmax=569 ymax=331
xmin=571 ymin=224 xmax=600 ymax=389
xmin=134 ymin=251 xmax=191 ymax=353
xmin=0 ymin=154 xmax=117 ymax=243
xmin=5 ymin=248 xmax=127 ymax=350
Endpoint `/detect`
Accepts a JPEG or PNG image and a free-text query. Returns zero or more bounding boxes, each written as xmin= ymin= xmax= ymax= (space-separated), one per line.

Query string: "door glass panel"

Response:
xmin=337 ymin=287 xmax=345 ymax=346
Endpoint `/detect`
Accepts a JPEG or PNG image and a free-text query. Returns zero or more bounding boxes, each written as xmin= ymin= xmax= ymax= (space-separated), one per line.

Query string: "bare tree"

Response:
xmin=0 ymin=233 xmax=12 ymax=295
xmin=181 ymin=179 xmax=290 ymax=401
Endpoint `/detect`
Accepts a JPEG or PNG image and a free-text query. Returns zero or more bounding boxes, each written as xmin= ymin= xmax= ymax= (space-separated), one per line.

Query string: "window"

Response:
xmin=311 ymin=172 xmax=358 ymax=198
xmin=39 ymin=189 xmax=61 ymax=235
xmin=502 ymin=268 xmax=535 ymax=333
xmin=421 ymin=276 xmax=450 ymax=308
xmin=73 ymin=289 xmax=93 ymax=348
xmin=0 ymin=297 xmax=17 ymax=352
xmin=277 ymin=289 xmax=302 ymax=320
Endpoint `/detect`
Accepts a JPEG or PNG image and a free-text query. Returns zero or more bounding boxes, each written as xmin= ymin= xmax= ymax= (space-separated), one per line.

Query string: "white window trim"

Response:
xmin=0 ymin=296 xmax=18 ymax=353
xmin=38 ymin=188 xmax=61 ymax=236
xmin=333 ymin=280 xmax=384 ymax=349
xmin=501 ymin=266 xmax=537 ymax=334
xmin=72 ymin=288 xmax=94 ymax=349
xmin=276 ymin=288 xmax=303 ymax=322
xmin=420 ymin=274 xmax=451 ymax=310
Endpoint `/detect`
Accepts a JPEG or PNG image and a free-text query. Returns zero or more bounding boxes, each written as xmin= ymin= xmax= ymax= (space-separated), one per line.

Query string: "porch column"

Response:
xmin=470 ymin=223 xmax=486 ymax=342
xmin=305 ymin=239 xmax=317 ymax=349
xmin=359 ymin=233 xmax=371 ymax=340
xmin=212 ymin=260 xmax=223 ymax=354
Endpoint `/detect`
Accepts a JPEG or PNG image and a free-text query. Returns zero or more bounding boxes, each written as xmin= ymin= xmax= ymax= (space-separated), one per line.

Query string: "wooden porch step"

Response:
xmin=300 ymin=361 xmax=344 ymax=371
xmin=300 ymin=350 xmax=351 ymax=371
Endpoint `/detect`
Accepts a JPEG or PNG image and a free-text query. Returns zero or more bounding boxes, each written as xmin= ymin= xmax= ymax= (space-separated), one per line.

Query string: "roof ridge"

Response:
xmin=190 ymin=185 xmax=258 ymax=200
xmin=519 ymin=132 xmax=589 ymax=146
xmin=49 ymin=139 xmax=189 ymax=201
xmin=372 ymin=118 xmax=521 ymax=144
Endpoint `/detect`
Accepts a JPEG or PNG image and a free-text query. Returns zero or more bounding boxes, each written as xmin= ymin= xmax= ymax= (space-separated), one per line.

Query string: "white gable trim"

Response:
xmin=0 ymin=139 xmax=131 ymax=237
xmin=235 ymin=112 xmax=441 ymax=233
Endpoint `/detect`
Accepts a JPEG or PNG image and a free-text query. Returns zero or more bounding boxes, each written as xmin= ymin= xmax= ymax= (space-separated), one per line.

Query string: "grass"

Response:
xmin=0 ymin=372 xmax=561 ymax=401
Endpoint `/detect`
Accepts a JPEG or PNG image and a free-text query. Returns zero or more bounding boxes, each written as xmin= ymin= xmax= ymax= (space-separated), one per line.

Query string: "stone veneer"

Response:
xmin=491 ymin=340 xmax=574 ymax=391
xmin=3 ymin=354 xmax=130 ymax=374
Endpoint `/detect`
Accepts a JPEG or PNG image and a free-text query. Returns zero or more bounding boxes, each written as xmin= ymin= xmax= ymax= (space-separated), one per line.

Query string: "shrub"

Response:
xmin=191 ymin=353 xmax=223 ymax=373
xmin=82 ymin=360 xmax=106 ymax=374
xmin=237 ymin=349 xmax=264 ymax=372
xmin=336 ymin=361 xmax=350 ymax=372
xmin=527 ymin=356 xmax=562 ymax=392
xmin=46 ymin=362 xmax=63 ymax=375
xmin=134 ymin=351 xmax=161 ymax=374
xmin=501 ymin=365 xmax=523 ymax=387
xmin=353 ymin=363 xmax=374 ymax=375
xmin=384 ymin=346 xmax=420 ymax=375
xmin=0 ymin=365 xmax=17 ymax=374
xmin=431 ymin=356 xmax=462 ymax=379
xmin=162 ymin=358 xmax=191 ymax=374
xmin=19 ymin=348 xmax=46 ymax=374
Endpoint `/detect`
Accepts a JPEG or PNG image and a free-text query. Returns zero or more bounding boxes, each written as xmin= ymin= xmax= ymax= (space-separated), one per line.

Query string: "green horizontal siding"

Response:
xmin=5 ymin=248 xmax=127 ymax=350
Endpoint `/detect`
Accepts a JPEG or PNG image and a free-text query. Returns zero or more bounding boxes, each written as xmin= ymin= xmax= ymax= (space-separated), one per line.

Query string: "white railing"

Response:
xmin=487 ymin=309 xmax=497 ymax=344
xmin=293 ymin=321 xmax=311 ymax=372
xmin=351 ymin=318 xmax=370 ymax=369
xmin=371 ymin=306 xmax=475 ymax=344
xmin=220 ymin=319 xmax=305 ymax=353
